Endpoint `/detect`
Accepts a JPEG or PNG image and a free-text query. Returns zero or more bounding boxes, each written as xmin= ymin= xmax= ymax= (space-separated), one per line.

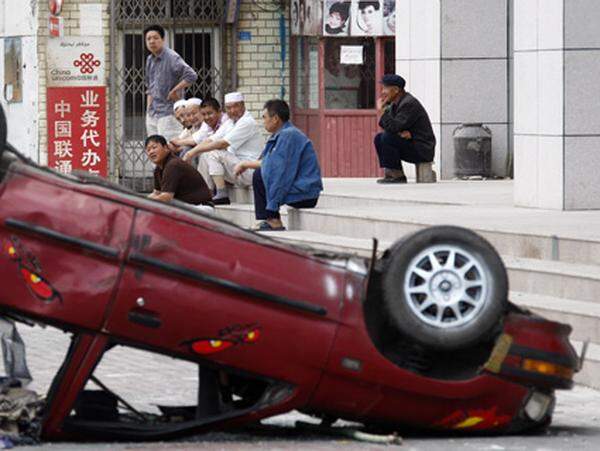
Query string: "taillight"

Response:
xmin=521 ymin=358 xmax=574 ymax=380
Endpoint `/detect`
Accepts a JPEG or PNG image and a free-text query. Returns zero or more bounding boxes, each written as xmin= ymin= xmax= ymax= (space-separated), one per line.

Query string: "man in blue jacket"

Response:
xmin=234 ymin=99 xmax=323 ymax=231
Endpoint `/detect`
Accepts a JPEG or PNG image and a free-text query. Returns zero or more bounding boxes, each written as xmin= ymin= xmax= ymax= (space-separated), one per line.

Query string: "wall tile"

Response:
xmin=396 ymin=0 xmax=411 ymax=59
xmin=441 ymin=59 xmax=508 ymax=123
xmin=564 ymin=137 xmax=600 ymax=209
xmin=565 ymin=50 xmax=600 ymax=135
xmin=513 ymin=135 xmax=539 ymax=206
xmin=538 ymin=0 xmax=563 ymax=50
xmin=513 ymin=0 xmax=538 ymax=51
xmin=441 ymin=0 xmax=507 ymax=58
xmin=538 ymin=50 xmax=563 ymax=136
xmin=407 ymin=60 xmax=440 ymax=124
xmin=487 ymin=123 xmax=510 ymax=177
xmin=408 ymin=0 xmax=440 ymax=59
xmin=513 ymin=52 xmax=538 ymax=134
xmin=537 ymin=137 xmax=564 ymax=209
xmin=565 ymin=0 xmax=600 ymax=49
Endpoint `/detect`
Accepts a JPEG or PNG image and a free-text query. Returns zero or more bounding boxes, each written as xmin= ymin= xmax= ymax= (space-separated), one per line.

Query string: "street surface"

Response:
xmin=11 ymin=324 xmax=600 ymax=450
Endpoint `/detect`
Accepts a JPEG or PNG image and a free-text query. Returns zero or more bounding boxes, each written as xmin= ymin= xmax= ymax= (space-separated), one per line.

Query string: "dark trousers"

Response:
xmin=253 ymin=168 xmax=318 ymax=220
xmin=374 ymin=132 xmax=433 ymax=169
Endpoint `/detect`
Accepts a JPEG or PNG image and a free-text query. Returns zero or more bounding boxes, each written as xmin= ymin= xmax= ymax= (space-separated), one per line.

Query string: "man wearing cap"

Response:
xmin=144 ymin=24 xmax=198 ymax=141
xmin=173 ymin=99 xmax=188 ymax=128
xmin=375 ymin=74 xmax=436 ymax=183
xmin=170 ymin=98 xmax=204 ymax=154
xmin=182 ymin=92 xmax=263 ymax=204
xmin=170 ymin=98 xmax=230 ymax=151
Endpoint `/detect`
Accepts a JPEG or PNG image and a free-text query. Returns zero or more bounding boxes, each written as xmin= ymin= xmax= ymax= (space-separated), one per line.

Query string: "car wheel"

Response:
xmin=0 ymin=103 xmax=6 ymax=158
xmin=382 ymin=226 xmax=508 ymax=351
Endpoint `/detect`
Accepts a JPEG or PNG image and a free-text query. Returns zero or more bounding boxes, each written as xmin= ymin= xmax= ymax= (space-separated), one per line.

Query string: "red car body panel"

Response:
xmin=0 ymin=155 xmax=580 ymax=441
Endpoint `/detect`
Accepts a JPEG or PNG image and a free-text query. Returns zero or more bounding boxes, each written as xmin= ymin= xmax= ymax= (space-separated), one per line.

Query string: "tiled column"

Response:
xmin=514 ymin=0 xmax=600 ymax=210
xmin=396 ymin=0 xmax=510 ymax=180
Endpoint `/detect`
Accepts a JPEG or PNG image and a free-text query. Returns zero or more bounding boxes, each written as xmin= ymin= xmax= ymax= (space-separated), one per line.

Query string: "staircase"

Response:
xmin=219 ymin=180 xmax=600 ymax=389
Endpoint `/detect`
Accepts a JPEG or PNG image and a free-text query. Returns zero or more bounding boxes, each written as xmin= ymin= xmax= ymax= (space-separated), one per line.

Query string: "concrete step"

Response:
xmin=510 ymin=292 xmax=600 ymax=344
xmin=504 ymin=257 xmax=600 ymax=304
xmin=227 ymin=186 xmax=253 ymax=204
xmin=216 ymin=204 xmax=289 ymax=229
xmin=573 ymin=340 xmax=600 ymax=389
xmin=284 ymin=206 xmax=600 ymax=267
xmin=261 ymin=229 xmax=600 ymax=305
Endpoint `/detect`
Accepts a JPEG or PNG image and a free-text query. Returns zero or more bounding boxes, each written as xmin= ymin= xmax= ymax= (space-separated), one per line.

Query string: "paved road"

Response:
xmin=11 ymin=324 xmax=600 ymax=450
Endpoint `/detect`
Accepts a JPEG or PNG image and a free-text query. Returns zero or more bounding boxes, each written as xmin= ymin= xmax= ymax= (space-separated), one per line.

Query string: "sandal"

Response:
xmin=252 ymin=221 xmax=286 ymax=232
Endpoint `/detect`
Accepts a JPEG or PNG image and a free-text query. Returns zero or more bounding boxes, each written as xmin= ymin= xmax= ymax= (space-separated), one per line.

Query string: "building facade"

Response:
xmin=1 ymin=1 xmax=599 ymax=210
xmin=1 ymin=0 xmax=289 ymax=190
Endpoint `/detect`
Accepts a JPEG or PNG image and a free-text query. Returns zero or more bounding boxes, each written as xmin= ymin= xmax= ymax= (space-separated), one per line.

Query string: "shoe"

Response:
xmin=377 ymin=176 xmax=407 ymax=184
xmin=212 ymin=196 xmax=231 ymax=205
xmin=252 ymin=221 xmax=286 ymax=232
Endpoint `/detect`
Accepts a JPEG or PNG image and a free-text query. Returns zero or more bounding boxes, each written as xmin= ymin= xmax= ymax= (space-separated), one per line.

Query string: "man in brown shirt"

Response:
xmin=146 ymin=135 xmax=212 ymax=205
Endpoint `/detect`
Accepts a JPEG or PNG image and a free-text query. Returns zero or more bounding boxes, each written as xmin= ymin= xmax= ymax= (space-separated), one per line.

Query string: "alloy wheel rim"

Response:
xmin=403 ymin=244 xmax=488 ymax=328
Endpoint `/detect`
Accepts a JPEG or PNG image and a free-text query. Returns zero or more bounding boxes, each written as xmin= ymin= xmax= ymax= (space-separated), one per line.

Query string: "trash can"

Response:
xmin=453 ymin=123 xmax=492 ymax=178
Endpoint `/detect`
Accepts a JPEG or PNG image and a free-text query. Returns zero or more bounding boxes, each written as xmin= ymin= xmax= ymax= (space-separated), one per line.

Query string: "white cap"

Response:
xmin=173 ymin=100 xmax=187 ymax=111
xmin=224 ymin=92 xmax=244 ymax=104
xmin=186 ymin=97 xmax=203 ymax=107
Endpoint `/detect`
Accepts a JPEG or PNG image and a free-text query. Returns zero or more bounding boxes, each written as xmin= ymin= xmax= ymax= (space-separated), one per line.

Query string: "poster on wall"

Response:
xmin=291 ymin=0 xmax=301 ymax=35
xmin=46 ymin=37 xmax=107 ymax=177
xmin=323 ymin=0 xmax=350 ymax=36
xmin=292 ymin=0 xmax=323 ymax=36
xmin=382 ymin=0 xmax=396 ymax=35
xmin=300 ymin=0 xmax=320 ymax=36
xmin=350 ymin=0 xmax=383 ymax=36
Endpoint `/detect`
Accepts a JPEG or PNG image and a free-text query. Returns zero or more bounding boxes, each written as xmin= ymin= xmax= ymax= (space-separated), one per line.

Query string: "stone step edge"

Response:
xmin=260 ymin=230 xmax=600 ymax=278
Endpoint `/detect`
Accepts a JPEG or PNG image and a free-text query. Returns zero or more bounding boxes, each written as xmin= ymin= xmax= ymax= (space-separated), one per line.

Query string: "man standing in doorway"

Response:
xmin=374 ymin=74 xmax=436 ymax=183
xmin=144 ymin=24 xmax=198 ymax=141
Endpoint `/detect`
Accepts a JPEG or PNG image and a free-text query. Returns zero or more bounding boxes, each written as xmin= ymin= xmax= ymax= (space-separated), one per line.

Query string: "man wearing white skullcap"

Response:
xmin=182 ymin=91 xmax=263 ymax=204
xmin=170 ymin=97 xmax=204 ymax=157
xmin=173 ymin=100 xmax=189 ymax=129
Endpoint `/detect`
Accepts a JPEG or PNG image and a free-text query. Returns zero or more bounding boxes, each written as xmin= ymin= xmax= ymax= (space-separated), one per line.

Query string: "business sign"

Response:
xmin=46 ymin=36 xmax=107 ymax=177
xmin=47 ymin=87 xmax=107 ymax=177
xmin=340 ymin=45 xmax=363 ymax=64
xmin=47 ymin=37 xmax=105 ymax=87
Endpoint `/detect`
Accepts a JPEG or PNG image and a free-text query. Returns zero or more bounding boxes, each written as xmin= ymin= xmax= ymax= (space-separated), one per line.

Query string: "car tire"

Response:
xmin=382 ymin=225 xmax=508 ymax=351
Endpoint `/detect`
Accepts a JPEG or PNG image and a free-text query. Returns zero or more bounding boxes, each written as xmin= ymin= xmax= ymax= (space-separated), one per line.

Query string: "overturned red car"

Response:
xmin=0 ymin=106 xmax=581 ymax=441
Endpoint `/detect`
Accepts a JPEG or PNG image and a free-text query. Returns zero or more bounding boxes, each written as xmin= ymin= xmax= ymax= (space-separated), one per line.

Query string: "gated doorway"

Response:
xmin=109 ymin=0 xmax=230 ymax=191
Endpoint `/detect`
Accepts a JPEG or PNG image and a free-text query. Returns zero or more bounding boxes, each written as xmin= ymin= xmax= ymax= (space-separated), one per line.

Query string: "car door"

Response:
xmin=0 ymin=165 xmax=134 ymax=331
xmin=105 ymin=208 xmax=345 ymax=385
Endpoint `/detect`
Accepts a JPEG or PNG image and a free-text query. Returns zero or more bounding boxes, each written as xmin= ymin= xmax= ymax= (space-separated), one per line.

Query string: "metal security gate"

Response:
xmin=109 ymin=0 xmax=230 ymax=191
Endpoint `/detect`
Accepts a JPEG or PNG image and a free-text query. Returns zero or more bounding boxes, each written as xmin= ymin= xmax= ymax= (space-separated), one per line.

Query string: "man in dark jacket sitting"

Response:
xmin=374 ymin=74 xmax=436 ymax=183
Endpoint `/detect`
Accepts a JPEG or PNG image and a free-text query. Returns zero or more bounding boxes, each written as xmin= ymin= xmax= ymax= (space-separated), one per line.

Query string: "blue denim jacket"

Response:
xmin=260 ymin=122 xmax=323 ymax=212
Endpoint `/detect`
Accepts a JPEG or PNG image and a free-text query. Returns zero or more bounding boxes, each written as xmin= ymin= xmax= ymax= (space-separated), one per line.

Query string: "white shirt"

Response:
xmin=210 ymin=110 xmax=264 ymax=161
xmin=178 ymin=128 xmax=192 ymax=140
xmin=192 ymin=114 xmax=232 ymax=144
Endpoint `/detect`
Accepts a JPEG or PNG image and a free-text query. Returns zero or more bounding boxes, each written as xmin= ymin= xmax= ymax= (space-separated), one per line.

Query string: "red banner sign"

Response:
xmin=47 ymin=86 xmax=107 ymax=177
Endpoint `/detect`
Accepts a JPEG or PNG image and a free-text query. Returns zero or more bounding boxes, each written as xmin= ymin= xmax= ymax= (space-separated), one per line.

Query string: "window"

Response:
xmin=123 ymin=33 xmax=148 ymax=141
xmin=293 ymin=37 xmax=319 ymax=110
xmin=324 ymin=37 xmax=375 ymax=110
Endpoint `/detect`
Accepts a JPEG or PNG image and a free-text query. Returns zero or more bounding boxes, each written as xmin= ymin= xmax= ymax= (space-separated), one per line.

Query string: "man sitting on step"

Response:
xmin=374 ymin=74 xmax=436 ymax=184
xmin=234 ymin=99 xmax=323 ymax=232
xmin=182 ymin=92 xmax=263 ymax=205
